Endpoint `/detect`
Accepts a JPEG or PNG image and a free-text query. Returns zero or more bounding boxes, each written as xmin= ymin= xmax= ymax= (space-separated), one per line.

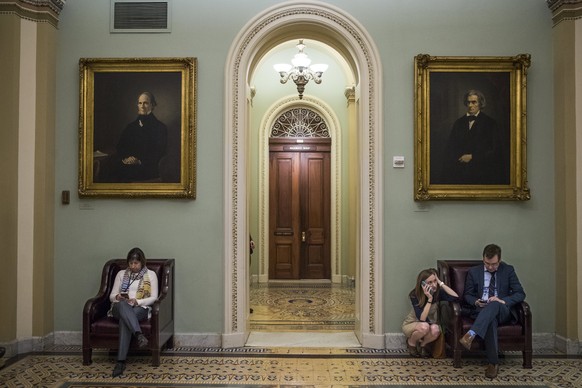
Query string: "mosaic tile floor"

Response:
xmin=249 ymin=282 xmax=355 ymax=332
xmin=1 ymin=349 xmax=580 ymax=388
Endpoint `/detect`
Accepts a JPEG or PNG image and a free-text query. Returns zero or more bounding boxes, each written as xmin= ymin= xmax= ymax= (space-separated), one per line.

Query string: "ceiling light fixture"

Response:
xmin=274 ymin=40 xmax=328 ymax=99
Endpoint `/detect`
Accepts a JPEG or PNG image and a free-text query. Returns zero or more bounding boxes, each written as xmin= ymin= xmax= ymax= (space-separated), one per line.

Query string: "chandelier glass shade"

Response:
xmin=274 ymin=40 xmax=329 ymax=99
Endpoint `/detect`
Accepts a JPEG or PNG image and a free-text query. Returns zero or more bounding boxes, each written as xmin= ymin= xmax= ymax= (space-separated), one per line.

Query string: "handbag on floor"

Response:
xmin=432 ymin=331 xmax=446 ymax=359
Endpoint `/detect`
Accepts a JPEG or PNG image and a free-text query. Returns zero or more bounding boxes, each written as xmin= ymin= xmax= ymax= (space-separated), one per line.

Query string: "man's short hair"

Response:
xmin=483 ymin=243 xmax=501 ymax=260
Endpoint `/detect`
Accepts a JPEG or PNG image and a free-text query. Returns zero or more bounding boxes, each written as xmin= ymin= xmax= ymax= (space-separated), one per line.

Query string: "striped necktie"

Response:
xmin=488 ymin=272 xmax=496 ymax=298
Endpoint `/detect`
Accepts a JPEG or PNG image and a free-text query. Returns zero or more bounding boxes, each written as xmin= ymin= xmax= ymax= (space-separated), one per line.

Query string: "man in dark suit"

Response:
xmin=459 ymin=243 xmax=525 ymax=379
xmin=107 ymin=91 xmax=168 ymax=183
xmin=441 ymin=90 xmax=507 ymax=185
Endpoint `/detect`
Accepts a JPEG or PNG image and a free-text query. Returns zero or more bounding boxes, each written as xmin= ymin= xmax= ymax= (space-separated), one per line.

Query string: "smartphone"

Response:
xmin=421 ymin=280 xmax=434 ymax=295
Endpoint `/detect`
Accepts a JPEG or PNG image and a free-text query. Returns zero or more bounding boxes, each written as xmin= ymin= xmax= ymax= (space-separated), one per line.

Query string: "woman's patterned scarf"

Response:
xmin=120 ymin=266 xmax=151 ymax=299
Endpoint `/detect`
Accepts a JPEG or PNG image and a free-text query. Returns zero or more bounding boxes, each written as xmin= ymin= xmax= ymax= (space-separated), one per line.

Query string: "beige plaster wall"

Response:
xmin=0 ymin=14 xmax=21 ymax=342
xmin=32 ymin=22 xmax=56 ymax=337
xmin=554 ymin=19 xmax=580 ymax=342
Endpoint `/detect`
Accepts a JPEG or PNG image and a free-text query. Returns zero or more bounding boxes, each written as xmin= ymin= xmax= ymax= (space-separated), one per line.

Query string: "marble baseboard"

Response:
xmin=54 ymin=331 xmax=81 ymax=346
xmin=384 ymin=333 xmax=408 ymax=350
xmin=534 ymin=332 xmax=559 ymax=351
xmin=174 ymin=333 xmax=222 ymax=348
xmin=555 ymin=333 xmax=582 ymax=355
xmin=0 ymin=333 xmax=49 ymax=359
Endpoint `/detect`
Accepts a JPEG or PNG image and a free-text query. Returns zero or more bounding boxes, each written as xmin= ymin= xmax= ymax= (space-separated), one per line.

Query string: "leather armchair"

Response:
xmin=437 ymin=260 xmax=532 ymax=368
xmin=83 ymin=258 xmax=174 ymax=366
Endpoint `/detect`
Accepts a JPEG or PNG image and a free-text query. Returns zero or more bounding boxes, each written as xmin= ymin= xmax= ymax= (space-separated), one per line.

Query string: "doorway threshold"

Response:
xmin=267 ymin=279 xmax=332 ymax=284
xmin=245 ymin=331 xmax=360 ymax=348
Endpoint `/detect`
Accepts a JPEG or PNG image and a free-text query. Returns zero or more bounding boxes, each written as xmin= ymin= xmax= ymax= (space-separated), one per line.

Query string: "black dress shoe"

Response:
xmin=112 ymin=361 xmax=126 ymax=377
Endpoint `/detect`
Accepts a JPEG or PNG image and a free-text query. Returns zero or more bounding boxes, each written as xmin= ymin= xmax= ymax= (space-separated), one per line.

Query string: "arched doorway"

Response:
xmin=257 ymin=97 xmax=343 ymax=283
xmin=223 ymin=0 xmax=384 ymax=349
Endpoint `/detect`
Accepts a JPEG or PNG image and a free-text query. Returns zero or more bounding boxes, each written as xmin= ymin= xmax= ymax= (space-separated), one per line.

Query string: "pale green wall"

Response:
xmin=55 ymin=0 xmax=554 ymax=335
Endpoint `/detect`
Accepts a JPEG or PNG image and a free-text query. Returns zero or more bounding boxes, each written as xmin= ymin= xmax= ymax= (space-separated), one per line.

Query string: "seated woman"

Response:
xmin=402 ymin=268 xmax=458 ymax=357
xmin=108 ymin=247 xmax=159 ymax=377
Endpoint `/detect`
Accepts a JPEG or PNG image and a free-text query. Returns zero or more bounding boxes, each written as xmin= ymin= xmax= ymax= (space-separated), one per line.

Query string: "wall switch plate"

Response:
xmin=393 ymin=156 xmax=404 ymax=168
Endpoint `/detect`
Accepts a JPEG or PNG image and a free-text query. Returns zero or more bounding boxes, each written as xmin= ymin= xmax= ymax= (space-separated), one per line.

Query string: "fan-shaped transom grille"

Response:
xmin=270 ymin=108 xmax=329 ymax=138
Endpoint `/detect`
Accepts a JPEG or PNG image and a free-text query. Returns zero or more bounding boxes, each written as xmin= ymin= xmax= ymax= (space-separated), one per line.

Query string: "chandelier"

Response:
xmin=274 ymin=40 xmax=329 ymax=99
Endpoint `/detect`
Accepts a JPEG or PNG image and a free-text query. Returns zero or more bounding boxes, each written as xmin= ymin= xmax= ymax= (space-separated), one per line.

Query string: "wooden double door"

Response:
xmin=269 ymin=138 xmax=331 ymax=280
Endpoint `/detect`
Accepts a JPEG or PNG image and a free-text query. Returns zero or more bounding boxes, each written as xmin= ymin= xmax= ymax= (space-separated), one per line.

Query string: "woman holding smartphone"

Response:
xmin=401 ymin=268 xmax=458 ymax=357
xmin=108 ymin=247 xmax=159 ymax=377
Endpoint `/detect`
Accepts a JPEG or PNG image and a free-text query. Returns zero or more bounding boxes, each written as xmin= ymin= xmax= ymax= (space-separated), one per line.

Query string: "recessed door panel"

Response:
xmin=269 ymin=139 xmax=330 ymax=280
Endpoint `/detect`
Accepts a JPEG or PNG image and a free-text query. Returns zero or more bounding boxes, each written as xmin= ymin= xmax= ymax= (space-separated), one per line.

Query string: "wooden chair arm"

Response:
xmin=515 ymin=301 xmax=531 ymax=323
xmin=150 ymin=261 xmax=174 ymax=328
xmin=83 ymin=294 xmax=110 ymax=324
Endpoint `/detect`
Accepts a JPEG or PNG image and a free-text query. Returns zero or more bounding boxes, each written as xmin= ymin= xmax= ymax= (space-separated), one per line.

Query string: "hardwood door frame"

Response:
xmin=258 ymin=98 xmax=342 ymax=285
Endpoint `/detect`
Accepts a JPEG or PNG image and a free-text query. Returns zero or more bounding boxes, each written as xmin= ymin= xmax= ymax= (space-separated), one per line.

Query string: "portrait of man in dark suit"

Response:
xmin=429 ymin=73 xmax=511 ymax=186
xmin=92 ymin=72 xmax=182 ymax=184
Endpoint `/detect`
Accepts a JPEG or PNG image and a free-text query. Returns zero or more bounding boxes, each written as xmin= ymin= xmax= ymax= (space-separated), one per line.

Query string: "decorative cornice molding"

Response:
xmin=0 ymin=0 xmax=65 ymax=27
xmin=547 ymin=0 xmax=582 ymax=25
xmin=547 ymin=0 xmax=581 ymax=11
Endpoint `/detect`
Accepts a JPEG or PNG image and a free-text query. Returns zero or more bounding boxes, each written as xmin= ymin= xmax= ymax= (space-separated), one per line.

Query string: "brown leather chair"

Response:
xmin=83 ymin=258 xmax=174 ymax=366
xmin=437 ymin=260 xmax=532 ymax=368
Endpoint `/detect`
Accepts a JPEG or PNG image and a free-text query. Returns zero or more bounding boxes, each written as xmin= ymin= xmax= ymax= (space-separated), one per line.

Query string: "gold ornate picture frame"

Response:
xmin=79 ymin=57 xmax=196 ymax=198
xmin=414 ymin=54 xmax=530 ymax=201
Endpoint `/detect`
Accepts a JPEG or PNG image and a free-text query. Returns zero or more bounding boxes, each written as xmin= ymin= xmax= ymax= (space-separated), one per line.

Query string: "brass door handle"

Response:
xmin=301 ymin=232 xmax=306 ymax=242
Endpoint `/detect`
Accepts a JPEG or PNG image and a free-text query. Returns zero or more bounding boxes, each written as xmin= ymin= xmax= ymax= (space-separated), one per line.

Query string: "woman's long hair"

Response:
xmin=410 ymin=268 xmax=439 ymax=307
xmin=126 ymin=247 xmax=147 ymax=267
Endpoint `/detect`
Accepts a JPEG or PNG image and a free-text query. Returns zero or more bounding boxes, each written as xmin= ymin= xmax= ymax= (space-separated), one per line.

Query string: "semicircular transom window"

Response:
xmin=270 ymin=108 xmax=330 ymax=138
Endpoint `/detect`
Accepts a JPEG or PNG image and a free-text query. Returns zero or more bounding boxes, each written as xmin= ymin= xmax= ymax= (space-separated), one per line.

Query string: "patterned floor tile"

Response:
xmin=0 ymin=352 xmax=580 ymax=388
xmin=249 ymin=282 xmax=355 ymax=331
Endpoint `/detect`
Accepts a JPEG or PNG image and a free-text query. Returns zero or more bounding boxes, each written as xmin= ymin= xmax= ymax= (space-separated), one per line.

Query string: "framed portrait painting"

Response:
xmin=78 ymin=57 xmax=197 ymax=198
xmin=414 ymin=54 xmax=530 ymax=201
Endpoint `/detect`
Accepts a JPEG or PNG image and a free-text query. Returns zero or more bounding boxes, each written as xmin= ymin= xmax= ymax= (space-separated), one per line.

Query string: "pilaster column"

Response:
xmin=0 ymin=0 xmax=63 ymax=357
xmin=345 ymin=86 xmax=358 ymax=278
xmin=548 ymin=0 xmax=582 ymax=354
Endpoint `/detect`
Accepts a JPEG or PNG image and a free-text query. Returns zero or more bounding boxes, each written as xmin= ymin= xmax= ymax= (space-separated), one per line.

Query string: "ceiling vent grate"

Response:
xmin=111 ymin=0 xmax=171 ymax=33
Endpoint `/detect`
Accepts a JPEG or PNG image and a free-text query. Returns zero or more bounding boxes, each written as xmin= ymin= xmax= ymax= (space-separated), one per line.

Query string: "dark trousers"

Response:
xmin=470 ymin=301 xmax=512 ymax=364
xmin=111 ymin=301 xmax=148 ymax=361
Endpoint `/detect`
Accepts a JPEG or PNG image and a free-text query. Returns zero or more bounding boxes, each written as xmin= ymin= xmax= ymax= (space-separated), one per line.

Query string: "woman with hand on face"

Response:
xmin=402 ymin=268 xmax=458 ymax=357
xmin=108 ymin=247 xmax=159 ymax=377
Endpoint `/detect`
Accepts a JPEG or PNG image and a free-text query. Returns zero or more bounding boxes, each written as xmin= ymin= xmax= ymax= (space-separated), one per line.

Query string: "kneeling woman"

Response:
xmin=108 ymin=247 xmax=159 ymax=377
xmin=402 ymin=268 xmax=458 ymax=357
